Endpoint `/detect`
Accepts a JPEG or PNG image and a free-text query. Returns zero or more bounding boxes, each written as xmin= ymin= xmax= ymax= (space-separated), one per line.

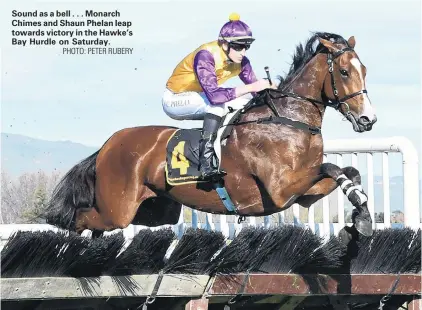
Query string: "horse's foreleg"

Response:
xmin=294 ymin=177 xmax=338 ymax=208
xmin=295 ymin=164 xmax=372 ymax=236
xmin=296 ymin=166 xmax=364 ymax=207
xmin=320 ymin=163 xmax=373 ymax=236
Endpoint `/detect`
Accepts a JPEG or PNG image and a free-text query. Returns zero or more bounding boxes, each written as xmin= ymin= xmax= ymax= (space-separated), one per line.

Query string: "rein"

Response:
xmin=236 ymin=46 xmax=368 ymax=135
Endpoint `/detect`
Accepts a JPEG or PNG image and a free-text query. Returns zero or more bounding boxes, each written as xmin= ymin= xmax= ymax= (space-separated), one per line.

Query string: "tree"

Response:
xmin=1 ymin=170 xmax=62 ymax=224
xmin=21 ymin=186 xmax=49 ymax=223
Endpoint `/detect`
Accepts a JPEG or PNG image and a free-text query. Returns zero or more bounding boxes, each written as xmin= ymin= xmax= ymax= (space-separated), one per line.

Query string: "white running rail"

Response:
xmin=0 ymin=136 xmax=420 ymax=245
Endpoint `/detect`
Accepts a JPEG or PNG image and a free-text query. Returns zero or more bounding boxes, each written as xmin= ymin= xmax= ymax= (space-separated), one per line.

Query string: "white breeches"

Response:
xmin=162 ymin=88 xmax=252 ymax=120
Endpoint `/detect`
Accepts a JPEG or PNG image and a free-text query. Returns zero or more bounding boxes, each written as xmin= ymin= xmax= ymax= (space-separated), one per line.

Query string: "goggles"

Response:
xmin=229 ymin=42 xmax=251 ymax=51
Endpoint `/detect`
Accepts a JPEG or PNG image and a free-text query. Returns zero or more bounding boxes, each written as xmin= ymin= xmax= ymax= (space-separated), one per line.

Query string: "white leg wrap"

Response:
xmin=336 ymin=174 xmax=353 ymax=190
xmin=336 ymin=174 xmax=367 ymax=205
xmin=352 ymin=189 xmax=368 ymax=204
xmin=345 ymin=185 xmax=363 ymax=197
xmin=340 ymin=179 xmax=353 ymax=190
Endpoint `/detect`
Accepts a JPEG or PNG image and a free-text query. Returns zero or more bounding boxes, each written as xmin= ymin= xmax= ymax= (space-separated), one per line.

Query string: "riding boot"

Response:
xmin=199 ymin=113 xmax=226 ymax=180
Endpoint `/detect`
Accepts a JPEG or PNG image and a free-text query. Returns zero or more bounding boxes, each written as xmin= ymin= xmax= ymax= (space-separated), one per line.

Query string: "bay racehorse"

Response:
xmin=45 ymin=32 xmax=377 ymax=238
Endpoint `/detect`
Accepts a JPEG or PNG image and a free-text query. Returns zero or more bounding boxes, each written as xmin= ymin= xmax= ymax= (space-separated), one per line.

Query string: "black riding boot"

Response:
xmin=199 ymin=113 xmax=226 ymax=180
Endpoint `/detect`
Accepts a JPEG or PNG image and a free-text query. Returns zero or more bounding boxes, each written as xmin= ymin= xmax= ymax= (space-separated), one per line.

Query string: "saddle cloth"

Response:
xmin=165 ymin=109 xmax=241 ymax=186
xmin=165 ymin=129 xmax=205 ymax=185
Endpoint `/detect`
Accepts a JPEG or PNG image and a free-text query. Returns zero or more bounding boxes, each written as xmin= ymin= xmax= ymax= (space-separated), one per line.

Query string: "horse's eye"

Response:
xmin=340 ymin=69 xmax=349 ymax=77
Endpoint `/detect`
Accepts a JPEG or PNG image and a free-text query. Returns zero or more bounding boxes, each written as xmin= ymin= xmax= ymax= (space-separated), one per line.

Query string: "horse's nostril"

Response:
xmin=359 ymin=116 xmax=370 ymax=124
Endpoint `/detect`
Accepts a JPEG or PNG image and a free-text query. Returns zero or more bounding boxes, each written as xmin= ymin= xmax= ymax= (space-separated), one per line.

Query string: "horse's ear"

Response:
xmin=347 ymin=36 xmax=356 ymax=48
xmin=318 ymin=38 xmax=340 ymax=53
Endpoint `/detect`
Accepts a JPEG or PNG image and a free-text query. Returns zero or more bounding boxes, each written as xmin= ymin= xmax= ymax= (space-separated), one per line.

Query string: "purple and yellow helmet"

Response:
xmin=218 ymin=13 xmax=255 ymax=45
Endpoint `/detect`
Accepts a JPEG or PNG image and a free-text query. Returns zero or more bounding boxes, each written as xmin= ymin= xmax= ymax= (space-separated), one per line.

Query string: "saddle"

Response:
xmin=165 ymin=108 xmax=243 ymax=186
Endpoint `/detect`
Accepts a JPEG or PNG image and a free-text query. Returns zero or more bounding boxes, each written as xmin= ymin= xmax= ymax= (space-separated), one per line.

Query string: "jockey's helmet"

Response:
xmin=218 ymin=13 xmax=255 ymax=46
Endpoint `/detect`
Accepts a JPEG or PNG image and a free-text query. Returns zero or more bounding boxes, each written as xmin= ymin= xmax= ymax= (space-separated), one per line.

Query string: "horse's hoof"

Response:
xmin=355 ymin=218 xmax=373 ymax=236
xmin=352 ymin=207 xmax=373 ymax=237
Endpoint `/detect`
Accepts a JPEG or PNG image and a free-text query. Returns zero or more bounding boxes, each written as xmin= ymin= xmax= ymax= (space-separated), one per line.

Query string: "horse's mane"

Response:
xmin=277 ymin=32 xmax=350 ymax=89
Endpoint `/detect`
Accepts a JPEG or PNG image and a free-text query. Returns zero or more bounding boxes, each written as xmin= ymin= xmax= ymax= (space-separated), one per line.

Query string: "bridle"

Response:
xmin=267 ymin=46 xmax=367 ymax=116
xmin=323 ymin=47 xmax=368 ymax=111
xmin=238 ymin=45 xmax=369 ymax=134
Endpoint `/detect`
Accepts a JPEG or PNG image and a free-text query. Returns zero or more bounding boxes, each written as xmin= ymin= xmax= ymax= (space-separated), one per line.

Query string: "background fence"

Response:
xmin=1 ymin=136 xmax=420 ymax=246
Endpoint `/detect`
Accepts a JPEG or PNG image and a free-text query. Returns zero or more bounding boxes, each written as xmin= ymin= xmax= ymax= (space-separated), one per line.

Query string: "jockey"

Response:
xmin=162 ymin=13 xmax=275 ymax=180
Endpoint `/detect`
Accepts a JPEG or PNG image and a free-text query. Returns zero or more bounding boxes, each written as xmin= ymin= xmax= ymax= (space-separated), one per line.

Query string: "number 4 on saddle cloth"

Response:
xmin=165 ymin=131 xmax=206 ymax=185
xmin=164 ymin=109 xmax=242 ymax=215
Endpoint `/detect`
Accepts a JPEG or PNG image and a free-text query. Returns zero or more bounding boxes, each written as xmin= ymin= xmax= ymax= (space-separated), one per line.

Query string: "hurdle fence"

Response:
xmin=1 ymin=136 xmax=421 ymax=310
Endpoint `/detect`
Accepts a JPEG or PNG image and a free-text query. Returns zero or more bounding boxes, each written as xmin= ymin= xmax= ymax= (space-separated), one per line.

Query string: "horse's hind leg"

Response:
xmin=75 ymin=193 xmax=182 ymax=232
xmin=132 ymin=196 xmax=182 ymax=226
xmin=74 ymin=183 xmax=155 ymax=234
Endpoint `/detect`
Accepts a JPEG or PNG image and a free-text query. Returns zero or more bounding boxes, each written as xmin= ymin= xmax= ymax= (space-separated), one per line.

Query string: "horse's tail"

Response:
xmin=45 ymin=150 xmax=100 ymax=231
